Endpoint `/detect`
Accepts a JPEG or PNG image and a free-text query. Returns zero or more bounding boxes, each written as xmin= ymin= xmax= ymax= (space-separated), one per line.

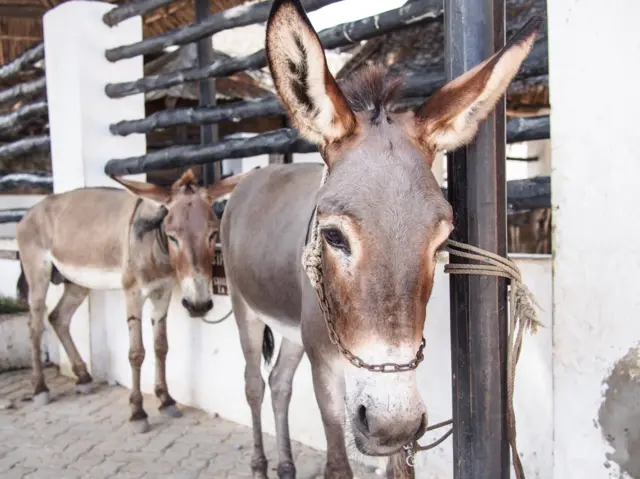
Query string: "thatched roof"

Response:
xmin=335 ymin=0 xmax=549 ymax=115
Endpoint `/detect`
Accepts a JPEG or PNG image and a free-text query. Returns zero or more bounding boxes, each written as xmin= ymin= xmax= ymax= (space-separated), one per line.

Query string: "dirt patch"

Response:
xmin=599 ymin=345 xmax=640 ymax=478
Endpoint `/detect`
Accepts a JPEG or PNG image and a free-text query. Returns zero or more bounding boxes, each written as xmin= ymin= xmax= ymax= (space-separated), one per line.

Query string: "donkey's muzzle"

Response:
xmin=353 ymin=407 xmax=427 ymax=456
xmin=181 ymin=298 xmax=213 ymax=317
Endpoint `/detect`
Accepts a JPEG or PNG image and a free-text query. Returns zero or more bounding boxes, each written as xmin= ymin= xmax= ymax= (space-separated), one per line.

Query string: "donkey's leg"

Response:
xmin=48 ymin=282 xmax=93 ymax=394
xmin=310 ymin=363 xmax=353 ymax=479
xmin=234 ymin=297 xmax=269 ymax=478
xmin=124 ymin=287 xmax=149 ymax=433
xmin=268 ymin=339 xmax=304 ymax=479
xmin=22 ymin=257 xmax=52 ymax=406
xmin=149 ymin=287 xmax=181 ymax=418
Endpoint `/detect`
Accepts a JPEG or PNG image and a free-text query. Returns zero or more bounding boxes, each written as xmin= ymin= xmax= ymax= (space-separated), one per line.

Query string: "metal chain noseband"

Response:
xmin=301 ymin=167 xmax=426 ymax=373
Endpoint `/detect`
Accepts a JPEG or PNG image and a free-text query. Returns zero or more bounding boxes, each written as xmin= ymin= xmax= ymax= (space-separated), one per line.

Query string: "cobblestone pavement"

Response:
xmin=0 ymin=368 xmax=381 ymax=479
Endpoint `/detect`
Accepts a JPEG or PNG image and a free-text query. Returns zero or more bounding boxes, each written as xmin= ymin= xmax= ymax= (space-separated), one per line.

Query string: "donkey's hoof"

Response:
xmin=277 ymin=461 xmax=296 ymax=479
xmin=130 ymin=418 xmax=151 ymax=434
xmin=160 ymin=404 xmax=183 ymax=418
xmin=75 ymin=382 xmax=94 ymax=395
xmin=33 ymin=391 xmax=50 ymax=407
xmin=251 ymin=457 xmax=268 ymax=479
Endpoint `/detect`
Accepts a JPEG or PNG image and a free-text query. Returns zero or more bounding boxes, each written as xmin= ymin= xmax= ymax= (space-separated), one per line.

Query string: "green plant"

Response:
xmin=0 ymin=295 xmax=29 ymax=315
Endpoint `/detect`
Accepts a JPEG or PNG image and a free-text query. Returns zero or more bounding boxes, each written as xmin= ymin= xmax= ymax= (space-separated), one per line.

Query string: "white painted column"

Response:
xmin=43 ymin=1 xmax=146 ymax=380
xmin=431 ymin=151 xmax=445 ymax=186
xmin=549 ymin=1 xmax=640 ymax=478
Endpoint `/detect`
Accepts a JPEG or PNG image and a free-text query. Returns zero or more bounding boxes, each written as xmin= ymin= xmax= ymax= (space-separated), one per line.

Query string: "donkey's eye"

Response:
xmin=167 ymin=235 xmax=178 ymax=245
xmin=322 ymin=228 xmax=350 ymax=254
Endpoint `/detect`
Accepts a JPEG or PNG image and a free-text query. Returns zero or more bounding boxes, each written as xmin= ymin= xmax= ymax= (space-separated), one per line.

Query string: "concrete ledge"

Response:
xmin=0 ymin=313 xmax=31 ymax=372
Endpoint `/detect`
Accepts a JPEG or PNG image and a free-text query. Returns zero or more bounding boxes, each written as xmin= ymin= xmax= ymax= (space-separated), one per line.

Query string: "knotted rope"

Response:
xmin=302 ymin=167 xmax=542 ymax=479
xmin=443 ymin=239 xmax=542 ymax=479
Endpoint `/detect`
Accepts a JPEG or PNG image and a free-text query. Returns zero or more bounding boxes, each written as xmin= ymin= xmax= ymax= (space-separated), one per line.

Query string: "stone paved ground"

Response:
xmin=0 ymin=368 xmax=381 ymax=479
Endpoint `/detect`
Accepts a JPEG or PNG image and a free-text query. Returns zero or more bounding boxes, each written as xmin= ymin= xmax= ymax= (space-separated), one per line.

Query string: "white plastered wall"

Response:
xmin=43 ymin=0 xmax=146 ymax=380
xmin=548 ymin=0 xmax=640 ymax=477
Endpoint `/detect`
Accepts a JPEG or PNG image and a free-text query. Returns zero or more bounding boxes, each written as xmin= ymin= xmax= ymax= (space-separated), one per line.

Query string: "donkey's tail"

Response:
xmin=16 ymin=260 xmax=29 ymax=304
xmin=260 ymin=325 xmax=283 ymax=382
xmin=262 ymin=325 xmax=275 ymax=365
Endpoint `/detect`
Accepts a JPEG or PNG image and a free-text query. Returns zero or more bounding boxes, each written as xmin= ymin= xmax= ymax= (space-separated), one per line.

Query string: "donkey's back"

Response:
xmin=221 ymin=162 xmax=322 ymax=332
xmin=17 ymin=187 xmax=139 ymax=289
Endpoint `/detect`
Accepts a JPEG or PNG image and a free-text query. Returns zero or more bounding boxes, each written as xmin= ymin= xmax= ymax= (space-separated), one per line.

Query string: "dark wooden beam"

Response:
xmin=445 ymin=0 xmax=510 ymax=477
xmin=103 ymin=0 xmax=179 ymax=27
xmin=105 ymin=0 xmax=341 ymax=63
xmin=104 ymin=129 xmax=315 ymax=175
xmin=0 ymin=101 xmax=48 ymax=135
xmin=0 ymin=171 xmax=52 ymax=193
xmin=105 ymin=0 xmax=442 ymax=98
xmin=441 ymin=175 xmax=551 ymax=214
xmin=104 ymin=116 xmax=549 ymax=176
xmin=506 ymin=155 xmax=538 ymax=162
xmin=195 ymin=0 xmax=220 ymax=186
xmin=0 ymin=208 xmax=27 ymax=224
xmin=0 ymin=135 xmax=50 ymax=161
xmin=0 ymin=77 xmax=46 ymax=106
xmin=0 ymin=43 xmax=44 ymax=83
xmin=109 ymin=90 xmax=549 ymax=139
xmin=110 ymin=96 xmax=284 ymax=135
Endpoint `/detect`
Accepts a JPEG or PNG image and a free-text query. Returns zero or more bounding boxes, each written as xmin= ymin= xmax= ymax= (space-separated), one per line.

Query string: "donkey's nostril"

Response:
xmin=356 ymin=405 xmax=370 ymax=436
xmin=181 ymin=298 xmax=189 ymax=310
xmin=204 ymin=299 xmax=213 ymax=311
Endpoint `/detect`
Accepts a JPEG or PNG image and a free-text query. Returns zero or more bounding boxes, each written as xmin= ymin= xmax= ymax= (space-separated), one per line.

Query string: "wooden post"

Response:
xmin=195 ymin=0 xmax=220 ymax=185
xmin=445 ymin=0 xmax=509 ymax=478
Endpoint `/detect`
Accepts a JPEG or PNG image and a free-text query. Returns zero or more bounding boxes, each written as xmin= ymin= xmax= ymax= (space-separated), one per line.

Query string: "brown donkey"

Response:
xmin=221 ymin=0 xmax=540 ymax=477
xmin=16 ymin=169 xmax=245 ymax=432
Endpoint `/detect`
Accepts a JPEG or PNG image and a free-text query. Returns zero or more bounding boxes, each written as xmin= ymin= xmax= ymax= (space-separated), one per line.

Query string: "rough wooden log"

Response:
xmin=105 ymin=117 xmax=549 ymax=175
xmin=103 ymin=0 xmax=179 ymax=27
xmin=105 ymin=0 xmax=341 ymax=63
xmin=109 ymin=79 xmax=549 ymax=138
xmin=0 ymin=135 xmax=50 ymax=161
xmin=507 ymin=115 xmax=550 ymax=143
xmin=0 ymin=77 xmax=46 ymax=106
xmin=440 ymin=176 xmax=550 ymax=213
xmin=104 ymin=129 xmax=313 ymax=175
xmin=0 ymin=43 xmax=44 ymax=83
xmin=0 ymin=101 xmax=48 ymax=135
xmin=0 ymin=208 xmax=27 ymax=224
xmin=110 ymin=96 xmax=284 ymax=135
xmin=0 ymin=171 xmax=52 ymax=193
xmin=106 ymin=0 xmax=442 ymax=97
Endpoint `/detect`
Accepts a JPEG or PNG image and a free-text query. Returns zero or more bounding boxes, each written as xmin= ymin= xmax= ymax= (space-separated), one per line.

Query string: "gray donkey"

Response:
xmin=16 ymin=169 xmax=246 ymax=432
xmin=221 ymin=0 xmax=540 ymax=477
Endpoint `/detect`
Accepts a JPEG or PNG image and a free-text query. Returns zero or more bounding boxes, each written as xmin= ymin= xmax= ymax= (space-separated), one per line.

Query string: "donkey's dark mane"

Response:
xmin=340 ymin=65 xmax=403 ymax=117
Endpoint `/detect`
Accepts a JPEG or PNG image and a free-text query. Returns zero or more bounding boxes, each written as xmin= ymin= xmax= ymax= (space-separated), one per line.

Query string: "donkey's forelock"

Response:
xmin=171 ymin=169 xmax=199 ymax=195
xmin=340 ymin=65 xmax=403 ymax=117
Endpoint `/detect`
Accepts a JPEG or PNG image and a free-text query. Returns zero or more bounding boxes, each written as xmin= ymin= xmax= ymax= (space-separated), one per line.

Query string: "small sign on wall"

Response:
xmin=213 ymin=245 xmax=228 ymax=296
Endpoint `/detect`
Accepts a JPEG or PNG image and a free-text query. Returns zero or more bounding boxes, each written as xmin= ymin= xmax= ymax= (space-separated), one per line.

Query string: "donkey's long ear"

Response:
xmin=111 ymin=176 xmax=172 ymax=204
xmin=266 ymin=0 xmax=356 ymax=152
xmin=203 ymin=170 xmax=253 ymax=204
xmin=413 ymin=17 xmax=541 ymax=152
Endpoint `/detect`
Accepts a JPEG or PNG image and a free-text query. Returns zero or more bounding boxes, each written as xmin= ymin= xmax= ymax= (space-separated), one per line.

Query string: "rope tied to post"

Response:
xmin=443 ymin=239 xmax=542 ymax=479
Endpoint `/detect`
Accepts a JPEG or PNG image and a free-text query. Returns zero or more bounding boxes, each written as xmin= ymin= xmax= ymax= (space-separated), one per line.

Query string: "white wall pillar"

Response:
xmin=549 ymin=1 xmax=640 ymax=477
xmin=43 ymin=1 xmax=146 ymax=380
xmin=431 ymin=151 xmax=445 ymax=186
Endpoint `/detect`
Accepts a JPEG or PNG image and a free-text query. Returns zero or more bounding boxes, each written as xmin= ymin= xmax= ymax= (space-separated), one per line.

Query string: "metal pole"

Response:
xmin=445 ymin=0 xmax=509 ymax=478
xmin=195 ymin=0 xmax=220 ymax=185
